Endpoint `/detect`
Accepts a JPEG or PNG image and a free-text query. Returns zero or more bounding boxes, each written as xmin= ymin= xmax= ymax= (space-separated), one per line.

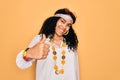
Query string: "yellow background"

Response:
xmin=0 ymin=0 xmax=120 ymax=80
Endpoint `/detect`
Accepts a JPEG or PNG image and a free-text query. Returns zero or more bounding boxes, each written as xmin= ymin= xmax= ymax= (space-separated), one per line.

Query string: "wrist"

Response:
xmin=23 ymin=48 xmax=32 ymax=61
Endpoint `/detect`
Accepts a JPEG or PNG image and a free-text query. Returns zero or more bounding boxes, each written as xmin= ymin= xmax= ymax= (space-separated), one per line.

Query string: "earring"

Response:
xmin=64 ymin=31 xmax=69 ymax=35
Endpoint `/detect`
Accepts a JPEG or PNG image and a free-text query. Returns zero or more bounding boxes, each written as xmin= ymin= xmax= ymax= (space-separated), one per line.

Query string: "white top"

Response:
xmin=16 ymin=35 xmax=80 ymax=80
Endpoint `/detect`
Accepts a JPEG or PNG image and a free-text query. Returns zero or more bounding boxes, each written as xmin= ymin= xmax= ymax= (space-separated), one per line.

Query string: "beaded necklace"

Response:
xmin=49 ymin=39 xmax=67 ymax=75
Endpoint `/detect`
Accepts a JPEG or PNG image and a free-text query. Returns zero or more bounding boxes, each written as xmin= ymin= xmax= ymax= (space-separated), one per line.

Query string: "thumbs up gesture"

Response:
xmin=26 ymin=34 xmax=50 ymax=60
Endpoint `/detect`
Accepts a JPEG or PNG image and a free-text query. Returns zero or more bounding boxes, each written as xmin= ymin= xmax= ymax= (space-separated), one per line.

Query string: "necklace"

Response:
xmin=49 ymin=39 xmax=67 ymax=75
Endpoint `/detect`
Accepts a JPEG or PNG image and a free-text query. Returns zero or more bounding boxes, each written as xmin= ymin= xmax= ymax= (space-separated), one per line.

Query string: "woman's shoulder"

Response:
xmin=34 ymin=34 xmax=42 ymax=38
xmin=66 ymin=48 xmax=78 ymax=54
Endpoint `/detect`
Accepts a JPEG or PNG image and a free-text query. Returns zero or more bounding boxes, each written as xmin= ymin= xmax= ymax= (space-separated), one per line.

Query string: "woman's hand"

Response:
xmin=26 ymin=34 xmax=50 ymax=60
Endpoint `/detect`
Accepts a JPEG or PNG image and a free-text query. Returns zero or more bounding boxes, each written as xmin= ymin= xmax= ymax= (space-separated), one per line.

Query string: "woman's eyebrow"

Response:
xmin=62 ymin=18 xmax=66 ymax=22
xmin=62 ymin=18 xmax=72 ymax=25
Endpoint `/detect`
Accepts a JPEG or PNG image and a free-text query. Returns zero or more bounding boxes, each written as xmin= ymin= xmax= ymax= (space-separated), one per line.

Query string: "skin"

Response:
xmin=53 ymin=18 xmax=72 ymax=47
xmin=26 ymin=17 xmax=72 ymax=60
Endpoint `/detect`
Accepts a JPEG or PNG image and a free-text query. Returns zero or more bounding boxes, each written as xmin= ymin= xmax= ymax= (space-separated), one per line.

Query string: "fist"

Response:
xmin=26 ymin=34 xmax=50 ymax=59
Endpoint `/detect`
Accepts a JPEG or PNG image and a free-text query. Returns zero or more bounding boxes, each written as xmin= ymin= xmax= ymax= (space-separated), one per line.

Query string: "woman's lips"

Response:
xmin=59 ymin=29 xmax=64 ymax=33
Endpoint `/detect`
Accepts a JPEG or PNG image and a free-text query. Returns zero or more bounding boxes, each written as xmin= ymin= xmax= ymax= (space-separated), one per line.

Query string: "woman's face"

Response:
xmin=55 ymin=18 xmax=72 ymax=37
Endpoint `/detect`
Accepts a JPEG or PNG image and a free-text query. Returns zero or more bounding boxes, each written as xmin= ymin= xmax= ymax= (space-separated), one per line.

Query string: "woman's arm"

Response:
xmin=16 ymin=35 xmax=42 ymax=69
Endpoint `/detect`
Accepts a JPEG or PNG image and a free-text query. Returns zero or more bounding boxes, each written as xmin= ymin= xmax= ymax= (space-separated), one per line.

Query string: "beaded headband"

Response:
xmin=54 ymin=14 xmax=73 ymax=23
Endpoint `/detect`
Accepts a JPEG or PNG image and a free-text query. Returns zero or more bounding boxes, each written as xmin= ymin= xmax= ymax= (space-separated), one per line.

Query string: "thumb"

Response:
xmin=40 ymin=34 xmax=46 ymax=43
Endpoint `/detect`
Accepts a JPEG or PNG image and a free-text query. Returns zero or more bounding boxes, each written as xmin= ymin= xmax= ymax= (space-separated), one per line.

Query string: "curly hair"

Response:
xmin=38 ymin=8 xmax=78 ymax=51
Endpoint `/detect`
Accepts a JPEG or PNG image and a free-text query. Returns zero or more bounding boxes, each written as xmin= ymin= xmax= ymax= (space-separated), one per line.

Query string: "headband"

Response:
xmin=54 ymin=14 xmax=73 ymax=23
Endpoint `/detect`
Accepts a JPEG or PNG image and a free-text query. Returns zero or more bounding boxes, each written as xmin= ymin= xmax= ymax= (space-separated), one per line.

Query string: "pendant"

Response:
xmin=55 ymin=69 xmax=64 ymax=75
xmin=55 ymin=70 xmax=60 ymax=75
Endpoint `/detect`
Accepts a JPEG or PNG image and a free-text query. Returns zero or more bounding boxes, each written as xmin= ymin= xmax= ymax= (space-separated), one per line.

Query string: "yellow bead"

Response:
xmin=54 ymin=65 xmax=58 ymax=70
xmin=61 ymin=60 xmax=65 ymax=65
xmin=23 ymin=51 xmax=27 ymax=57
xmin=62 ymin=50 xmax=66 ymax=55
xmin=60 ymin=69 xmax=64 ymax=74
xmin=53 ymin=56 xmax=57 ymax=60
xmin=49 ymin=39 xmax=53 ymax=43
xmin=52 ymin=46 xmax=55 ymax=51
xmin=62 ymin=42 xmax=66 ymax=47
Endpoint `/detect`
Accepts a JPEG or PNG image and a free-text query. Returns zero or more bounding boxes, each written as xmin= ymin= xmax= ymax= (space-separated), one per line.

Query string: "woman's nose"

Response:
xmin=62 ymin=24 xmax=67 ymax=29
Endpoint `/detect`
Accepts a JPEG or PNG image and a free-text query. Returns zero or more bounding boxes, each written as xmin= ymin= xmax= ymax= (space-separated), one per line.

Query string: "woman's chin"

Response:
xmin=56 ymin=33 xmax=63 ymax=37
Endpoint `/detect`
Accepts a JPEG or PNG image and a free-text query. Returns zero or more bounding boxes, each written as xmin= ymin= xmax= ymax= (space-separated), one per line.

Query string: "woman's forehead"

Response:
xmin=60 ymin=18 xmax=73 ymax=24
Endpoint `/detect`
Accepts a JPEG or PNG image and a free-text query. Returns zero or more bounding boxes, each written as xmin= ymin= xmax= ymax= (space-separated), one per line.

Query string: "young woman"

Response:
xmin=16 ymin=8 xmax=80 ymax=80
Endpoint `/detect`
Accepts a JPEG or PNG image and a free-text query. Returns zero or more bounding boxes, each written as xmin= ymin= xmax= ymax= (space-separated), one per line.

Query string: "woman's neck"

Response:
xmin=53 ymin=34 xmax=63 ymax=41
xmin=53 ymin=35 xmax=63 ymax=47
